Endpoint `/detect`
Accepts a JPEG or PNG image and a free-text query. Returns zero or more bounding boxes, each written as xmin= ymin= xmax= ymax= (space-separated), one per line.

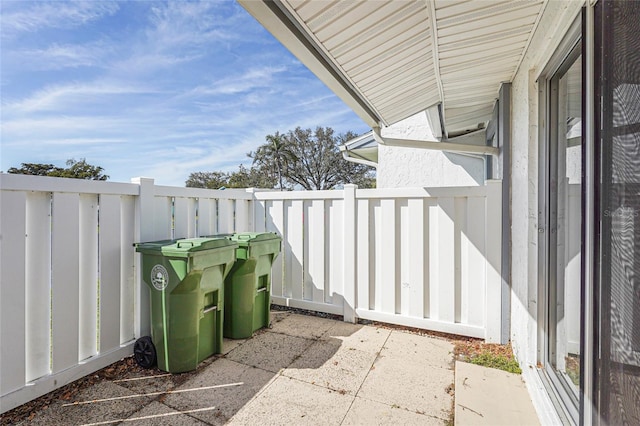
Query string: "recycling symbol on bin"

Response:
xmin=151 ymin=265 xmax=169 ymax=291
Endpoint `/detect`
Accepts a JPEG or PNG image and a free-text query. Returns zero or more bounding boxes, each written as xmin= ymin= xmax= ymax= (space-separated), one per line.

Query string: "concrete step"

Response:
xmin=455 ymin=361 xmax=540 ymax=425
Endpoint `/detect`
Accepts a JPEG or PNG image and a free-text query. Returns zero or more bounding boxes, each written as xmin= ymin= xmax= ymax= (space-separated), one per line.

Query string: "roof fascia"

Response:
xmin=373 ymin=128 xmax=498 ymax=157
xmin=343 ymin=131 xmax=375 ymax=150
xmin=340 ymin=147 xmax=378 ymax=168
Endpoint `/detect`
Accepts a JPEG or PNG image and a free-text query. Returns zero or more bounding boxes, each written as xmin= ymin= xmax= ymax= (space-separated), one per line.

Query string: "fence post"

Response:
xmin=343 ymin=184 xmax=357 ymax=323
xmin=484 ymin=180 xmax=503 ymax=343
xmin=131 ymin=177 xmax=154 ymax=338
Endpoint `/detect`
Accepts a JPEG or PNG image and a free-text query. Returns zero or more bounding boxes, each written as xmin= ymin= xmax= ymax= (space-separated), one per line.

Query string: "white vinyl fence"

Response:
xmin=0 ymin=175 xmax=252 ymax=413
xmin=254 ymin=181 xmax=502 ymax=339
xmin=0 ymin=174 xmax=501 ymax=413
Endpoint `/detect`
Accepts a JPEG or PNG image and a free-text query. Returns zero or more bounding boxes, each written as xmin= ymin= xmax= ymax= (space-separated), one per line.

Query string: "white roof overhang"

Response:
xmin=340 ymin=131 xmax=378 ymax=167
xmin=239 ymin=0 xmax=546 ymax=137
xmin=340 ymin=124 xmax=498 ymax=170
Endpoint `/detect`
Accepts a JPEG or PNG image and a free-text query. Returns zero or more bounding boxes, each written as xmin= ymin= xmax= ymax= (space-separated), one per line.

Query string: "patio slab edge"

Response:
xmin=454 ymin=361 xmax=540 ymax=426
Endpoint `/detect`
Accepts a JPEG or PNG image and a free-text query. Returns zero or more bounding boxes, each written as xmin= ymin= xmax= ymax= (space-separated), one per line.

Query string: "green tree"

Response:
xmin=186 ymin=165 xmax=278 ymax=189
xmin=7 ymin=163 xmax=63 ymax=176
xmin=334 ymin=131 xmax=376 ymax=189
xmin=185 ymin=171 xmax=229 ymax=189
xmin=227 ymin=164 xmax=277 ymax=189
xmin=8 ymin=158 xmax=108 ymax=180
xmin=249 ymin=131 xmax=296 ymax=190
xmin=58 ymin=159 xmax=108 ymax=180
xmin=186 ymin=127 xmax=375 ymax=191
xmin=271 ymin=127 xmax=375 ymax=190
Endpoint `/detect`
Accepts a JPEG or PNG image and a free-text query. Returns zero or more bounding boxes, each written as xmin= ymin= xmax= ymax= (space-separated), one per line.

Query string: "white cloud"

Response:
xmin=147 ymin=1 xmax=238 ymax=48
xmin=1 ymin=1 xmax=119 ymax=35
xmin=1 ymin=98 xmax=367 ymax=185
xmin=6 ymin=81 xmax=163 ymax=112
xmin=0 ymin=1 xmax=369 ymax=187
xmin=42 ymin=137 xmax=129 ymax=146
xmin=13 ymin=41 xmax=111 ymax=70
xmin=111 ymin=52 xmax=203 ymax=74
xmin=189 ymin=66 xmax=288 ymax=97
xmin=138 ymin=137 xmax=263 ymax=186
xmin=1 ymin=116 xmax=132 ymax=140
xmin=106 ymin=2 xmax=253 ymax=77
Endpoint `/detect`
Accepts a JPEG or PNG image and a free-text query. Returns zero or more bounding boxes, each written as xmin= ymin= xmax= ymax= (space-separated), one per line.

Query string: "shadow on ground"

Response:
xmin=5 ymin=308 xmax=455 ymax=425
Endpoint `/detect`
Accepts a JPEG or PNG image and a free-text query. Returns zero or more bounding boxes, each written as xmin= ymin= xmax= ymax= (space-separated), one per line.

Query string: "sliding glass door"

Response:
xmin=539 ymin=2 xmax=640 ymax=423
xmin=549 ymin=48 xmax=583 ymax=404
xmin=539 ymin=18 xmax=583 ymax=423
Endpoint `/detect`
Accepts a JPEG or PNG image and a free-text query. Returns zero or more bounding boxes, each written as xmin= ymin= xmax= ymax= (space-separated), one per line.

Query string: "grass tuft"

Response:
xmin=469 ymin=352 xmax=522 ymax=374
xmin=454 ymin=341 xmax=522 ymax=374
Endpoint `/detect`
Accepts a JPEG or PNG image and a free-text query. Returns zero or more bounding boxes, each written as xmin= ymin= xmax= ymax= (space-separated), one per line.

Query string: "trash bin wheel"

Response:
xmin=134 ymin=336 xmax=157 ymax=369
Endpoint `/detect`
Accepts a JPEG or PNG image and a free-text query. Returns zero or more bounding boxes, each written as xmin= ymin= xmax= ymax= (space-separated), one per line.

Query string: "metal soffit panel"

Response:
xmin=283 ymin=0 xmax=437 ymax=126
xmin=278 ymin=0 xmax=545 ymax=134
xmin=435 ymin=0 xmax=544 ymax=131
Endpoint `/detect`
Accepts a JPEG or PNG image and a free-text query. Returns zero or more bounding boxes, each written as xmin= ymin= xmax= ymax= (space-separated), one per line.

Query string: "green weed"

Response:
xmin=469 ymin=352 xmax=522 ymax=374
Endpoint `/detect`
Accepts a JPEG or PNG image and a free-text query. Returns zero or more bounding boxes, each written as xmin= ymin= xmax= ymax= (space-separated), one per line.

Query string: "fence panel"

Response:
xmin=327 ymin=199 xmax=344 ymax=305
xmin=152 ymin=196 xmax=172 ymax=240
xmin=266 ymin=200 xmax=285 ymax=298
xmin=254 ymin=184 xmax=501 ymax=333
xmin=198 ymin=198 xmax=217 ymax=236
xmin=1 ymin=190 xmax=27 ymax=397
xmin=305 ymin=199 xmax=325 ymax=303
xmin=464 ymin=196 xmax=487 ymax=326
xmin=79 ymin=194 xmax=99 ymax=361
xmin=235 ymin=199 xmax=250 ymax=232
xmin=99 ymin=194 xmax=124 ymax=354
xmin=25 ymin=192 xmax=51 ymax=383
xmin=255 ymin=191 xmax=345 ymax=315
xmin=356 ymin=199 xmax=372 ymax=310
xmin=173 ymin=197 xmax=195 ymax=239
xmin=120 ymin=195 xmax=136 ymax=344
xmin=218 ymin=199 xmax=234 ymax=234
xmin=0 ymin=175 xmax=138 ymax=413
xmin=379 ymin=199 xmax=397 ymax=314
xmin=287 ymin=200 xmax=304 ymax=300
xmin=254 ymin=200 xmax=266 ymax=233
xmin=51 ymin=192 xmax=81 ymax=373
xmin=436 ymin=197 xmax=455 ymax=324
xmin=407 ymin=198 xmax=426 ymax=318
xmin=353 ymin=184 xmax=500 ymax=340
xmin=1 ymin=175 xmax=502 ymax=413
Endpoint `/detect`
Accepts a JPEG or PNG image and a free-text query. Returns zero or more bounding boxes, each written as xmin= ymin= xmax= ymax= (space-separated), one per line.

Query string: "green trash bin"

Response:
xmin=224 ymin=232 xmax=281 ymax=339
xmin=134 ymin=237 xmax=238 ymax=373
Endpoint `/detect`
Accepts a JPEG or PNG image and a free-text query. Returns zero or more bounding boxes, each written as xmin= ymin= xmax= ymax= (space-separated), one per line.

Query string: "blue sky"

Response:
xmin=0 ymin=0 xmax=369 ymax=186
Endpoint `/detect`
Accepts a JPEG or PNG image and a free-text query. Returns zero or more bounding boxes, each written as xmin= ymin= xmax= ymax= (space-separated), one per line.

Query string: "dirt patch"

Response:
xmin=270 ymin=304 xmax=343 ymax=321
xmin=363 ymin=320 xmax=478 ymax=343
xmin=453 ymin=340 xmax=516 ymax=361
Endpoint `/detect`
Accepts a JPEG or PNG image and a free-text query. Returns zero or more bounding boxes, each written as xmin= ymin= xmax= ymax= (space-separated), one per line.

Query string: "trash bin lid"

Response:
xmin=135 ymin=237 xmax=237 ymax=257
xmin=228 ymin=232 xmax=281 ymax=248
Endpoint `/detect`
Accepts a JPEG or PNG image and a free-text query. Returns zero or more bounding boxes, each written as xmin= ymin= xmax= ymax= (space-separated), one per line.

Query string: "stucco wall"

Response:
xmin=509 ymin=1 xmax=584 ymax=423
xmin=377 ymin=111 xmax=485 ymax=188
xmin=377 ymin=145 xmax=485 ymax=188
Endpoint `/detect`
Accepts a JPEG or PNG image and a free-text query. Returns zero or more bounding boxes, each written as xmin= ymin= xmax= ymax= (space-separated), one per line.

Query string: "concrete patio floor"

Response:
xmin=13 ymin=310 xmax=538 ymax=425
